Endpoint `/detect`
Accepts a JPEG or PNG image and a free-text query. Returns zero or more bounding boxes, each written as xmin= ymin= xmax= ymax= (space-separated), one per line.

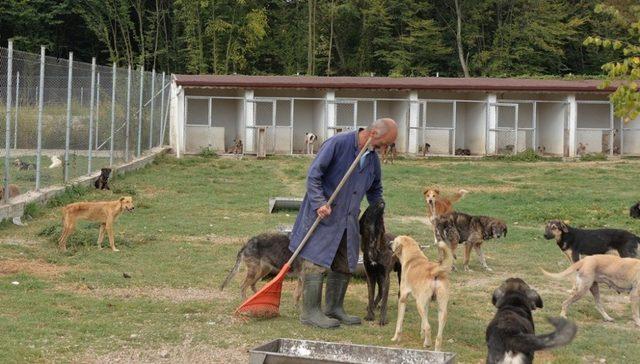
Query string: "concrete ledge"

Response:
xmin=0 ymin=147 xmax=170 ymax=221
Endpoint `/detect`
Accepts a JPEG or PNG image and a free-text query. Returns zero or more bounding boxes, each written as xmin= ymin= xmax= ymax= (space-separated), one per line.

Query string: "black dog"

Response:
xmin=486 ymin=278 xmax=577 ymax=364
xmin=544 ymin=220 xmax=639 ymax=262
xmin=359 ymin=200 xmax=401 ymax=326
xmin=94 ymin=168 xmax=112 ymax=190
xmin=630 ymin=202 xmax=640 ymax=219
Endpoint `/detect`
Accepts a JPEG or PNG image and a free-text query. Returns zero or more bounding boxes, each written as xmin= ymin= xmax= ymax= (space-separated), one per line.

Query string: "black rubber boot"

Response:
xmin=324 ymin=271 xmax=362 ymax=325
xmin=300 ymin=273 xmax=340 ymax=329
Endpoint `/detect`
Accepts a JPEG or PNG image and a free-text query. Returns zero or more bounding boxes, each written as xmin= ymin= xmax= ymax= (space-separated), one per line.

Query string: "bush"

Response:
xmin=199 ymin=147 xmax=218 ymax=158
xmin=483 ymin=149 xmax=561 ymax=162
xmin=580 ymin=153 xmax=607 ymax=161
xmin=46 ymin=185 xmax=89 ymax=208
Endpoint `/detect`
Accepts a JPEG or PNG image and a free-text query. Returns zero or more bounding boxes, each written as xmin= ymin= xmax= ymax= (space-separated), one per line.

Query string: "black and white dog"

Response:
xmin=305 ymin=132 xmax=318 ymax=155
xmin=486 ymin=278 xmax=577 ymax=364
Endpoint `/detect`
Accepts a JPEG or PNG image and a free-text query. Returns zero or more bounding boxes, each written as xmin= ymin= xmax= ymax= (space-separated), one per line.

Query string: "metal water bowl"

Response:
xmin=249 ymin=338 xmax=456 ymax=364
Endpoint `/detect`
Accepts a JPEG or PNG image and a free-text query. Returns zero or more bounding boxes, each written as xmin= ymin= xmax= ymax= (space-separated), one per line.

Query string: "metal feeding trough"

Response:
xmin=249 ymin=338 xmax=456 ymax=364
xmin=269 ymin=197 xmax=303 ymax=214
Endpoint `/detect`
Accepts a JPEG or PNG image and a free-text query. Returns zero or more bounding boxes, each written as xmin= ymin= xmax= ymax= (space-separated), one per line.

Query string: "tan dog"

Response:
xmin=542 ymin=254 xmax=640 ymax=327
xmin=0 ymin=184 xmax=20 ymax=201
xmin=58 ymin=197 xmax=135 ymax=252
xmin=380 ymin=143 xmax=397 ymax=164
xmin=390 ymin=236 xmax=453 ymax=351
xmin=423 ymin=188 xmax=468 ymax=224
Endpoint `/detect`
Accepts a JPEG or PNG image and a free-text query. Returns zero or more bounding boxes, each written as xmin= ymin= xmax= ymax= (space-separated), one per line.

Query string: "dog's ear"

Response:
xmin=503 ymin=225 xmax=507 ymax=237
xmin=491 ymin=287 xmax=505 ymax=307
xmin=559 ymin=221 xmax=569 ymax=233
xmin=422 ymin=187 xmax=429 ymax=195
xmin=119 ymin=197 xmax=125 ymax=203
xmin=527 ymin=289 xmax=543 ymax=310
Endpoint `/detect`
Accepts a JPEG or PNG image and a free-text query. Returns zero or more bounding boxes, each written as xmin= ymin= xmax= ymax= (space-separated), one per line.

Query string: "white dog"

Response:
xmin=305 ymin=133 xmax=318 ymax=155
xmin=49 ymin=155 xmax=62 ymax=169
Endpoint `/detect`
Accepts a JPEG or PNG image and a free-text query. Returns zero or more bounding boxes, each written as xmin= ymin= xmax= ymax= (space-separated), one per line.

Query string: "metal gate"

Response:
xmin=489 ymin=103 xmax=519 ymax=155
xmin=419 ymin=100 xmax=456 ymax=155
xmin=252 ymin=98 xmax=293 ymax=155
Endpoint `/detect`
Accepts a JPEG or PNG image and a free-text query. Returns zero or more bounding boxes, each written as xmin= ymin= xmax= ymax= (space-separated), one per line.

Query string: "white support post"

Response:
xmin=567 ymin=94 xmax=577 ymax=157
xmin=486 ymin=94 xmax=497 ymax=155
xmin=35 ymin=46 xmax=45 ymax=191
xmin=532 ymin=101 xmax=537 ymax=151
xmin=244 ymin=90 xmax=255 ymax=153
xmin=326 ymin=90 xmax=336 ymax=138
xmin=408 ymin=91 xmax=419 ymax=154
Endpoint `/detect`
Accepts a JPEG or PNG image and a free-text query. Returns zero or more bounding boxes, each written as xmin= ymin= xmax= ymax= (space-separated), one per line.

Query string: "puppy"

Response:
xmin=542 ymin=254 xmax=640 ymax=327
xmin=630 ymin=202 xmax=640 ymax=219
xmin=220 ymin=232 xmax=302 ymax=305
xmin=454 ymin=148 xmax=471 ymax=156
xmin=390 ymin=236 xmax=453 ymax=351
xmin=434 ymin=211 xmax=507 ymax=271
xmin=537 ymin=146 xmax=546 ymax=155
xmin=49 ymin=155 xmax=62 ymax=169
xmin=58 ymin=197 xmax=135 ymax=252
xmin=0 ymin=183 xmax=20 ymax=201
xmin=13 ymin=158 xmax=34 ymax=170
xmin=94 ymin=168 xmax=112 ymax=190
xmin=544 ymin=220 xmax=639 ymax=263
xmin=230 ymin=138 xmax=243 ymax=155
xmin=486 ymin=278 xmax=577 ymax=364
xmin=381 ymin=143 xmax=397 ymax=164
xmin=360 ymin=200 xmax=401 ymax=325
xmin=422 ymin=143 xmax=431 ymax=157
xmin=304 ymin=133 xmax=317 ymax=155
xmin=576 ymin=142 xmax=587 ymax=157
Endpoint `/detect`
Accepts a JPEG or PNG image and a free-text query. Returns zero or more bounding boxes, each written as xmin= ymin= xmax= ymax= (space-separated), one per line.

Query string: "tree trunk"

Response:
xmin=327 ymin=0 xmax=334 ymax=75
xmin=454 ymin=0 xmax=470 ymax=77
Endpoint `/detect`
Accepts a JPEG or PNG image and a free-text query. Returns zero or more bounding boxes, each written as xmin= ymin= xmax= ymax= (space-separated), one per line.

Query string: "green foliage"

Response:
xmin=46 ymin=185 xmax=89 ymax=208
xmin=483 ymin=149 xmax=561 ymax=162
xmin=198 ymin=147 xmax=218 ymax=158
xmin=584 ymin=3 xmax=640 ymax=122
xmin=23 ymin=202 xmax=41 ymax=218
xmin=579 ymin=152 xmax=607 ymax=161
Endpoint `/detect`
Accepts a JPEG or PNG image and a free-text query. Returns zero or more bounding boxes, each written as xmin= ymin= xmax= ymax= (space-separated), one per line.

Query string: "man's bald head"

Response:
xmin=366 ymin=118 xmax=398 ymax=148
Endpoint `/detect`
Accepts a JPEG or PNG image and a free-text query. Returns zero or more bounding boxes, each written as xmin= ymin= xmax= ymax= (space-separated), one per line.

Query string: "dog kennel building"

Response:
xmin=170 ymin=75 xmax=639 ymax=157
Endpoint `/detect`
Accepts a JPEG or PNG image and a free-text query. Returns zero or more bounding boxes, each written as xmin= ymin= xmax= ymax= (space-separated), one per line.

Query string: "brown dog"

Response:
xmin=0 ymin=184 xmax=20 ymax=201
xmin=381 ymin=143 xmax=397 ymax=164
xmin=542 ymin=254 xmax=640 ymax=327
xmin=58 ymin=197 xmax=135 ymax=252
xmin=423 ymin=188 xmax=468 ymax=224
xmin=390 ymin=236 xmax=453 ymax=351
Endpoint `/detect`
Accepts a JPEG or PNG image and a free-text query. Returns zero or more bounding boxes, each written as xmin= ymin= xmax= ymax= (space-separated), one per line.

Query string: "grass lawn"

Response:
xmin=1 ymin=154 xmax=640 ymax=363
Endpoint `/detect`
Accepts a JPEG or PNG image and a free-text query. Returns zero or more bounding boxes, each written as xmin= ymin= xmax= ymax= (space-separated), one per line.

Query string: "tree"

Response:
xmin=585 ymin=3 xmax=640 ymax=122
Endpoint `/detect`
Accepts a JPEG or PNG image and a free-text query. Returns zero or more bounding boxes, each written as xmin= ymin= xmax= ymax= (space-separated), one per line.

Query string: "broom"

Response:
xmin=235 ymin=136 xmax=373 ymax=318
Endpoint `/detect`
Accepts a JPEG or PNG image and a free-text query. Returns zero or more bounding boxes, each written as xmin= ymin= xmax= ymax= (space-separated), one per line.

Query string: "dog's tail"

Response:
xmin=449 ymin=189 xmax=468 ymax=204
xmin=508 ymin=317 xmax=577 ymax=353
xmin=434 ymin=240 xmax=454 ymax=275
xmin=540 ymin=260 xmax=583 ymax=280
xmin=220 ymin=246 xmax=245 ymax=291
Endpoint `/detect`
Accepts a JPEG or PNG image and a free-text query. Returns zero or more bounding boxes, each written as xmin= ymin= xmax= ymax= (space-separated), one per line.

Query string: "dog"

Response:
xmin=537 ymin=146 xmax=546 ymax=155
xmin=422 ymin=143 xmax=431 ymax=157
xmin=94 ymin=168 xmax=112 ymax=190
xmin=486 ymin=278 xmax=577 ymax=364
xmin=422 ymin=188 xmax=468 ymax=224
xmin=544 ymin=220 xmax=639 ymax=263
xmin=13 ymin=158 xmax=34 ymax=170
xmin=390 ymin=236 xmax=453 ymax=350
xmin=359 ymin=200 xmax=401 ymax=325
xmin=0 ymin=183 xmax=20 ymax=201
xmin=631 ymin=202 xmax=640 ymax=219
xmin=49 ymin=155 xmax=62 ymax=169
xmin=433 ymin=211 xmax=507 ymax=271
xmin=454 ymin=148 xmax=471 ymax=156
xmin=58 ymin=197 xmax=135 ymax=252
xmin=542 ymin=254 xmax=640 ymax=327
xmin=576 ymin=142 xmax=587 ymax=157
xmin=229 ymin=138 xmax=243 ymax=155
xmin=304 ymin=133 xmax=317 ymax=155
xmin=220 ymin=232 xmax=302 ymax=305
xmin=380 ymin=143 xmax=397 ymax=164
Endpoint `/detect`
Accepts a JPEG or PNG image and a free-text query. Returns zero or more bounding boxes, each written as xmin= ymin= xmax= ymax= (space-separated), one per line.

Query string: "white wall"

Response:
xmin=577 ymin=103 xmax=610 ymax=128
xmin=537 ymin=102 xmax=566 ymax=155
xmin=623 ymin=115 xmax=640 ymax=155
xmin=455 ymin=102 xmax=486 ymax=154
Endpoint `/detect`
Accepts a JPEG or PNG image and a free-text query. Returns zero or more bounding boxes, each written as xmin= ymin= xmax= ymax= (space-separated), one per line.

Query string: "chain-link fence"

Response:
xmin=1 ymin=41 xmax=169 ymax=203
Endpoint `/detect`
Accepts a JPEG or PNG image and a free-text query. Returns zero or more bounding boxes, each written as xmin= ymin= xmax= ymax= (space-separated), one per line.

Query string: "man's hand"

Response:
xmin=317 ymin=204 xmax=332 ymax=219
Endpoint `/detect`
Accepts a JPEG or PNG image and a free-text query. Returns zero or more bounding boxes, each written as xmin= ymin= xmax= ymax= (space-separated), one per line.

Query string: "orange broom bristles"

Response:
xmin=235 ymin=263 xmax=291 ymax=318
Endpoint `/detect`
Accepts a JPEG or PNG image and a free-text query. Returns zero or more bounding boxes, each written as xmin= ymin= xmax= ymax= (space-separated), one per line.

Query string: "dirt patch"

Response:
xmin=0 ymin=259 xmax=69 ymax=278
xmin=170 ymin=234 xmax=246 ymax=245
xmin=388 ymin=215 xmax=431 ymax=226
xmin=0 ymin=237 xmax=42 ymax=246
xmin=76 ymin=339 xmax=249 ymax=364
xmin=59 ymin=285 xmax=233 ymax=304
xmin=139 ymin=186 xmax=171 ymax=198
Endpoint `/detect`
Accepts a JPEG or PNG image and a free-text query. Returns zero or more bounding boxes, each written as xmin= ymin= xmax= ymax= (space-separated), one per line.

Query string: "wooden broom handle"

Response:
xmin=286 ymin=136 xmax=373 ymax=266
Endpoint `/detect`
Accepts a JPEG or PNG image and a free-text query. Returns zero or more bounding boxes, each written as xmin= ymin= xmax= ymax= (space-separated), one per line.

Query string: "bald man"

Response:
xmin=289 ymin=118 xmax=398 ymax=328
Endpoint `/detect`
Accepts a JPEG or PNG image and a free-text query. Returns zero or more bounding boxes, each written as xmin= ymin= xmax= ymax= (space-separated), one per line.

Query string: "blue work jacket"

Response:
xmin=288 ymin=130 xmax=383 ymax=272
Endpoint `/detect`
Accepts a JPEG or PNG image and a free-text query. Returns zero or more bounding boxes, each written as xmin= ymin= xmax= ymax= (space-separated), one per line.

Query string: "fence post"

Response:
xmin=87 ymin=58 xmax=96 ymax=175
xmin=35 ymin=46 xmax=45 ymax=191
xmin=64 ymin=53 xmax=73 ymax=182
xmin=3 ymin=40 xmax=13 ymax=204
xmin=149 ymin=68 xmax=155 ymax=149
xmin=109 ymin=63 xmax=116 ymax=166
xmin=137 ymin=65 xmax=144 ymax=157
xmin=95 ymin=72 xmax=100 ymax=151
xmin=13 ymin=71 xmax=19 ymax=150
xmin=159 ymin=72 xmax=165 ymax=146
xmin=125 ymin=65 xmax=131 ymax=161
